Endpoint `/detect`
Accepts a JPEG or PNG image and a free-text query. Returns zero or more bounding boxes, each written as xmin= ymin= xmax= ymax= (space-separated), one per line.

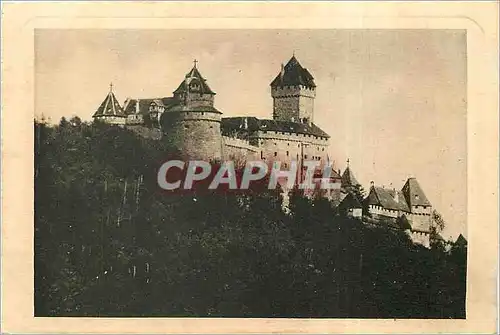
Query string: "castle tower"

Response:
xmin=270 ymin=55 xmax=316 ymax=124
xmin=341 ymin=159 xmax=361 ymax=189
xmin=173 ymin=59 xmax=215 ymax=108
xmin=401 ymin=177 xmax=433 ymax=233
xmin=92 ymin=83 xmax=127 ymax=125
xmin=161 ymin=61 xmax=223 ymax=160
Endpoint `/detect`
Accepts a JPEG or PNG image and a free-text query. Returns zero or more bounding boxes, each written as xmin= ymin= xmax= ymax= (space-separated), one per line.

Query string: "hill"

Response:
xmin=34 ymin=118 xmax=466 ymax=318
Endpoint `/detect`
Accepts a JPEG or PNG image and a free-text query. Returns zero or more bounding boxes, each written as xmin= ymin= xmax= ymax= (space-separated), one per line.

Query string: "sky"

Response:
xmin=35 ymin=29 xmax=467 ymax=240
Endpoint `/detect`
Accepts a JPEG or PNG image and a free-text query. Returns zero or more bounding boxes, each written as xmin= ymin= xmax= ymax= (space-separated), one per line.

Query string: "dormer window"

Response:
xmin=190 ymin=82 xmax=200 ymax=91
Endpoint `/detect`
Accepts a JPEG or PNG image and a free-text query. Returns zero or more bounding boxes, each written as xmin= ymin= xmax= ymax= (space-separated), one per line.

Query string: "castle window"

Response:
xmin=184 ymin=125 xmax=190 ymax=129
xmin=274 ymin=152 xmax=277 ymax=157
xmin=260 ymin=151 xmax=264 ymax=159
xmin=322 ymin=148 xmax=325 ymax=151
xmin=287 ymin=143 xmax=290 ymax=146
xmin=286 ymin=151 xmax=289 ymax=156
xmin=304 ymin=154 xmax=308 ymax=159
xmin=283 ymin=163 xmax=288 ymax=168
xmin=209 ymin=125 xmax=213 ymax=129
xmin=201 ymin=112 xmax=204 ymax=115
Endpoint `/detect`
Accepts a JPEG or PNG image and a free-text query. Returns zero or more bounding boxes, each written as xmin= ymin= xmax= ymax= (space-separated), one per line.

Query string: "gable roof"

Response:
xmin=221 ymin=117 xmax=330 ymax=139
xmin=402 ymin=177 xmax=431 ymax=207
xmin=341 ymin=166 xmax=360 ymax=187
xmin=270 ymin=56 xmax=316 ymax=88
xmin=123 ymin=97 xmax=177 ymax=115
xmin=173 ymin=65 xmax=215 ymax=95
xmin=93 ymin=91 xmax=126 ymax=118
xmin=338 ymin=192 xmax=362 ymax=210
xmin=365 ymin=186 xmax=410 ymax=212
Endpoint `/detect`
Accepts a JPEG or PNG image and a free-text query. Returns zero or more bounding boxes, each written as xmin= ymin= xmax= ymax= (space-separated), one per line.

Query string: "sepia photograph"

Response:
xmin=1 ymin=1 xmax=498 ymax=334
xmin=34 ymin=29 xmax=467 ymax=318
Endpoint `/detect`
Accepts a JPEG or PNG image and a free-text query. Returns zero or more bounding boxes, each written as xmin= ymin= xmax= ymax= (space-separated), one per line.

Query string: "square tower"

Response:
xmin=270 ymin=56 xmax=316 ymax=124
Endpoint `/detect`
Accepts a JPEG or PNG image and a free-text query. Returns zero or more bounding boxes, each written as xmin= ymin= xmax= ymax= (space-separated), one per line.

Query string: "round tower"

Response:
xmin=161 ymin=61 xmax=222 ymax=161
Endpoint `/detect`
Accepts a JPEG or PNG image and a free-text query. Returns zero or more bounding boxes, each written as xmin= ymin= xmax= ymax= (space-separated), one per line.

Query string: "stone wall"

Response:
xmin=174 ymin=92 xmax=214 ymax=108
xmin=271 ymin=86 xmax=316 ymax=122
xmin=95 ymin=116 xmax=127 ymax=125
xmin=409 ymin=211 xmax=432 ymax=232
xmin=250 ymin=130 xmax=329 ymax=167
xmin=368 ymin=204 xmax=399 ymax=219
xmin=222 ymin=136 xmax=259 ymax=165
xmin=127 ymin=125 xmax=163 ymax=140
xmin=126 ymin=114 xmax=144 ymax=125
xmin=407 ymin=230 xmax=430 ymax=247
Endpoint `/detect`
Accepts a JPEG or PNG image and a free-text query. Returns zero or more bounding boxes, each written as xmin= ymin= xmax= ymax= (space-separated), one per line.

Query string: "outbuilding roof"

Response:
xmin=123 ymin=97 xmax=177 ymax=115
xmin=221 ymin=117 xmax=330 ymax=138
xmin=365 ymin=186 xmax=410 ymax=212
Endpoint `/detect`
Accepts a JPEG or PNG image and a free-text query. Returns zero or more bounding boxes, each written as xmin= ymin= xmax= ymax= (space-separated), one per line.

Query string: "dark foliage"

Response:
xmin=34 ymin=119 xmax=466 ymax=318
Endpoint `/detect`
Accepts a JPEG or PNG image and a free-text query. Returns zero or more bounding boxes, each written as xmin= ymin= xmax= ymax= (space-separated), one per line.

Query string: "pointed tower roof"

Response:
xmin=402 ymin=177 xmax=431 ymax=207
xmin=93 ymin=83 xmax=126 ymax=118
xmin=455 ymin=234 xmax=468 ymax=247
xmin=341 ymin=160 xmax=360 ymax=187
xmin=270 ymin=55 xmax=316 ymax=88
xmin=173 ymin=60 xmax=215 ymax=95
xmin=338 ymin=192 xmax=362 ymax=210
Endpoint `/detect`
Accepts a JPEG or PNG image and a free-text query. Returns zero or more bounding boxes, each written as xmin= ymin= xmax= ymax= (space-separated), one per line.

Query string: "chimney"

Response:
xmin=280 ymin=63 xmax=285 ymax=79
xmin=370 ymin=181 xmax=374 ymax=188
xmin=136 ymin=99 xmax=140 ymax=114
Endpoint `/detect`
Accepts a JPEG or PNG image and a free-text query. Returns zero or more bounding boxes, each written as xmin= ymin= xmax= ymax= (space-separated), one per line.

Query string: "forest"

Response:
xmin=34 ymin=118 xmax=467 ymax=318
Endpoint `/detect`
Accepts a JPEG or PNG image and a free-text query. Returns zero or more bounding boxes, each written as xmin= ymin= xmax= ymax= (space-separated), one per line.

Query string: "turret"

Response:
xmin=270 ymin=55 xmax=316 ymax=124
xmin=92 ymin=83 xmax=127 ymax=125
xmin=161 ymin=61 xmax=223 ymax=160
xmin=173 ymin=59 xmax=216 ymax=108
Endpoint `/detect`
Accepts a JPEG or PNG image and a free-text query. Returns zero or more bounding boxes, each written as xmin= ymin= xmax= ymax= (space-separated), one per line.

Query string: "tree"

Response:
xmin=344 ymin=183 xmax=365 ymax=204
xmin=59 ymin=116 xmax=69 ymax=128
xmin=432 ymin=209 xmax=446 ymax=232
xmin=70 ymin=116 xmax=82 ymax=127
xmin=34 ymin=117 xmax=467 ymax=318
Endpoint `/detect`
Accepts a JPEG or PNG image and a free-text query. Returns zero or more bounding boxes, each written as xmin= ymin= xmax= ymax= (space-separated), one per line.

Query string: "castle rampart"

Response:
xmin=222 ymin=136 xmax=259 ymax=164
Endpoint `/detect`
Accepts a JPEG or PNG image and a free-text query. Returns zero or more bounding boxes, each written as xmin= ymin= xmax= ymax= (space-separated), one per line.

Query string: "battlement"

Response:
xmin=271 ymin=85 xmax=316 ymax=98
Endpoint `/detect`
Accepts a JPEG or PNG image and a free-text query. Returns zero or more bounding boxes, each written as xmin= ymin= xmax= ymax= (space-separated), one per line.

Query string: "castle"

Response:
xmin=93 ymin=55 xmax=440 ymax=247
